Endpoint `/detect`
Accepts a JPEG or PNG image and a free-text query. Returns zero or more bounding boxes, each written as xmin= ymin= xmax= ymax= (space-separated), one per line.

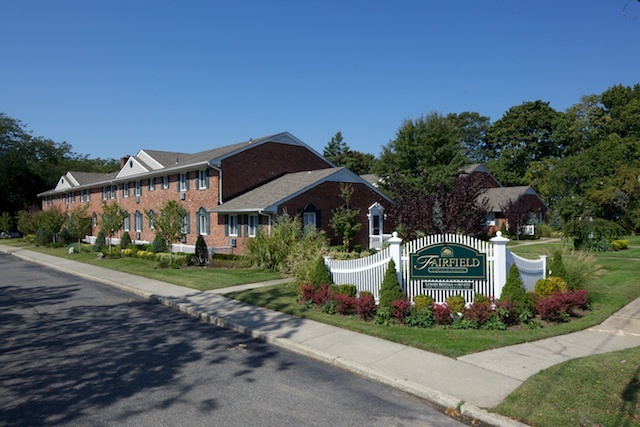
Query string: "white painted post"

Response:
xmin=540 ymin=254 xmax=548 ymax=279
xmin=490 ymin=231 xmax=510 ymax=299
xmin=388 ymin=231 xmax=403 ymax=289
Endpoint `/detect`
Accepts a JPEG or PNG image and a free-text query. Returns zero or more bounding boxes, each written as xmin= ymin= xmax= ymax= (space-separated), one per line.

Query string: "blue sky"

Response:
xmin=2 ymin=1 xmax=639 ymax=161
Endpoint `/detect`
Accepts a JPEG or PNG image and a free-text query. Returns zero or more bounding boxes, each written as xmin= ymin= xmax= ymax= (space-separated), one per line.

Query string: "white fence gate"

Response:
xmin=325 ymin=232 xmax=546 ymax=304
xmin=402 ymin=234 xmax=495 ymax=304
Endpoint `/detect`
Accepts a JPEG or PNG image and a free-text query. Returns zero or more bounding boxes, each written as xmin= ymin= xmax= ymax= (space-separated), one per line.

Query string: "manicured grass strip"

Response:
xmin=9 ymin=245 xmax=282 ymax=291
xmin=494 ymin=346 xmax=640 ymax=426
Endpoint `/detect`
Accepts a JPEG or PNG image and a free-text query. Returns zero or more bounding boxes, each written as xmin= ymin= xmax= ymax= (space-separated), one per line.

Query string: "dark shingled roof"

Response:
xmin=69 ymin=171 xmax=119 ymax=185
xmin=481 ymin=186 xmax=538 ymax=212
xmin=214 ymin=168 xmax=349 ymax=213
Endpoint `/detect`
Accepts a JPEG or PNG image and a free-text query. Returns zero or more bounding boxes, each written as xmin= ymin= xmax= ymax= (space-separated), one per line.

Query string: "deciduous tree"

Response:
xmin=146 ymin=200 xmax=187 ymax=264
xmin=376 ymin=112 xmax=469 ymax=196
xmin=100 ymin=201 xmax=125 ymax=252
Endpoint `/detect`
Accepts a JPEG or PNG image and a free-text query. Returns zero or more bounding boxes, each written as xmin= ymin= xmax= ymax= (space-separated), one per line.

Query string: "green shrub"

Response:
xmin=155 ymin=253 xmax=188 ymax=268
xmin=413 ymin=294 xmax=435 ymax=310
xmin=378 ymin=259 xmax=405 ymax=309
xmin=534 ymin=276 xmax=568 ymax=297
xmin=330 ymin=284 xmax=357 ymax=297
xmin=537 ymin=222 xmax=554 ymax=238
xmin=373 ymin=306 xmax=394 ymax=325
xmin=500 ymin=263 xmax=533 ymax=316
xmin=445 ymin=294 xmax=466 ymax=314
xmin=564 ymin=217 xmax=625 ymax=251
xmin=58 ymin=227 xmax=73 ymax=245
xmin=150 ymin=233 xmax=167 ymax=253
xmin=404 ymin=307 xmax=435 ymax=328
xmin=473 ymin=293 xmax=491 ymax=304
xmin=321 ymin=299 xmax=338 ymax=315
xmin=546 ymin=247 xmax=604 ymax=291
xmin=95 ymin=230 xmax=107 ymax=249
xmin=611 ymin=239 xmax=629 ymax=251
xmin=24 ymin=234 xmax=36 ymax=243
xmin=35 ymin=227 xmax=53 ymax=246
xmin=548 ymin=250 xmax=567 ymax=278
xmin=194 ymin=235 xmax=209 ymax=266
xmin=307 ymin=256 xmax=333 ymax=288
xmin=120 ymin=231 xmax=132 ymax=249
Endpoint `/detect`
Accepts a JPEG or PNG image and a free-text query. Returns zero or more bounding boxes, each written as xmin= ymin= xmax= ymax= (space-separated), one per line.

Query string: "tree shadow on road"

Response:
xmin=0 ymin=280 xmax=291 ymax=426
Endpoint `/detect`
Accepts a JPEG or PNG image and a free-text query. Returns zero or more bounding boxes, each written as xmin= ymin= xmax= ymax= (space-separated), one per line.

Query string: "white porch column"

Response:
xmin=388 ymin=231 xmax=403 ymax=289
xmin=490 ymin=231 xmax=510 ymax=299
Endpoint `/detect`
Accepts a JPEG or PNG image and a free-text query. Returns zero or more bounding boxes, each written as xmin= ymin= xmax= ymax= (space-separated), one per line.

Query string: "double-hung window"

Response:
xmin=102 ymin=186 xmax=108 ymax=200
xmin=148 ymin=209 xmax=155 ymax=229
xmin=197 ymin=169 xmax=209 ymax=189
xmin=162 ymin=175 xmax=169 ymax=189
xmin=134 ymin=211 xmax=143 ymax=232
xmin=123 ymin=182 xmax=130 ymax=198
xmin=181 ymin=213 xmax=190 ymax=235
xmin=248 ymin=215 xmax=258 ymax=237
xmin=303 ymin=212 xmax=316 ymax=229
xmin=135 ymin=180 xmax=142 ymax=197
xmin=148 ymin=178 xmax=155 ymax=191
xmin=228 ymin=215 xmax=238 ymax=236
xmin=197 ymin=207 xmax=210 ymax=235
xmin=179 ymin=172 xmax=189 ymax=192
xmin=123 ymin=211 xmax=130 ymax=232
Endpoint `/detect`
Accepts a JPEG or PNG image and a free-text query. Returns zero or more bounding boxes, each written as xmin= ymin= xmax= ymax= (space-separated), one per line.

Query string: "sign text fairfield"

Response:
xmin=410 ymin=243 xmax=486 ymax=281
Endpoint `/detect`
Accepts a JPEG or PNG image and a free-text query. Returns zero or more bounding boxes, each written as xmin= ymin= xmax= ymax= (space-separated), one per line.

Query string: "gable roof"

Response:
xmin=39 ymin=132 xmax=328 ymax=196
xmin=213 ymin=167 xmax=391 ymax=213
xmin=481 ymin=186 xmax=545 ymax=212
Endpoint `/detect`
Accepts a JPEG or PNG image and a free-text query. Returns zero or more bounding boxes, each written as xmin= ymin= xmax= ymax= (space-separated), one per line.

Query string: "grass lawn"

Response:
xmin=225 ymin=235 xmax=640 ymax=425
xmin=495 ymin=346 xmax=640 ymax=426
xmin=226 ymin=236 xmax=640 ymax=358
xmin=3 ymin=242 xmax=282 ymax=291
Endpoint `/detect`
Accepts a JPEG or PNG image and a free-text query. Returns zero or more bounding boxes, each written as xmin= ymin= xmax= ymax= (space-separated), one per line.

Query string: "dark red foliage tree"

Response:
xmin=389 ymin=173 xmax=490 ymax=239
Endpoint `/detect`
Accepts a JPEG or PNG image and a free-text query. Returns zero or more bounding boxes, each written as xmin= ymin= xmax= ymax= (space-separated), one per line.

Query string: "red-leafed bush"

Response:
xmin=311 ymin=284 xmax=331 ymax=306
xmin=298 ymin=283 xmax=316 ymax=303
xmin=355 ymin=291 xmax=377 ymax=320
xmin=563 ymin=289 xmax=589 ymax=310
xmin=494 ymin=298 xmax=519 ymax=326
xmin=390 ymin=298 xmax=412 ymax=319
xmin=464 ymin=300 xmax=494 ymax=325
xmin=535 ymin=293 xmax=569 ymax=322
xmin=332 ymin=293 xmax=356 ymax=315
xmin=433 ymin=303 xmax=453 ymax=325
xmin=535 ymin=289 xmax=589 ymax=322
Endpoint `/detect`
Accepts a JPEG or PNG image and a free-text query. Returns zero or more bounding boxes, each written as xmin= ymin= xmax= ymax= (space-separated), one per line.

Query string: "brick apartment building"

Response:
xmin=38 ymin=132 xmax=394 ymax=253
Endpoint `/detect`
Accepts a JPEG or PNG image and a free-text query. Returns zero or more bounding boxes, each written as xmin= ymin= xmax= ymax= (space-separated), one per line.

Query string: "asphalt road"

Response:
xmin=0 ymin=254 xmax=468 ymax=427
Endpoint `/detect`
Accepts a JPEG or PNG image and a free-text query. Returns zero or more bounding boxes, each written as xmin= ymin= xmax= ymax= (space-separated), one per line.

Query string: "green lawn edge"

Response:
xmin=2 ymin=242 xmax=282 ymax=291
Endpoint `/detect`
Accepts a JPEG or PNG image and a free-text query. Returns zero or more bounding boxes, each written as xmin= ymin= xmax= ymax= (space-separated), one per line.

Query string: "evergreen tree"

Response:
xmin=194 ymin=234 xmax=209 ymax=266
xmin=378 ymin=259 xmax=405 ymax=309
xmin=308 ymin=255 xmax=333 ymax=288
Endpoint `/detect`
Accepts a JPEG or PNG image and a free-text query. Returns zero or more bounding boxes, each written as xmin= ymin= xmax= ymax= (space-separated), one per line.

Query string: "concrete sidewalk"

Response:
xmin=3 ymin=245 xmax=640 ymax=427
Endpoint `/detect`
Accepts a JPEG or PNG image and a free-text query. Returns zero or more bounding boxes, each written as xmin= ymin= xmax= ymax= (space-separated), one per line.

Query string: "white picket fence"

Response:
xmin=325 ymin=232 xmax=546 ymax=303
xmin=325 ymin=247 xmax=391 ymax=299
xmin=507 ymin=251 xmax=547 ymax=292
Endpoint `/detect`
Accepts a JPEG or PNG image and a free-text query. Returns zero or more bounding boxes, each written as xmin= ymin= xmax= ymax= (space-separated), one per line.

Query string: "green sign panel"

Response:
xmin=410 ymin=243 xmax=486 ymax=281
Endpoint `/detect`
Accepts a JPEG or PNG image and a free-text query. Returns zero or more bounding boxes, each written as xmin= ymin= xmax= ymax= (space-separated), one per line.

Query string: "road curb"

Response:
xmin=2 ymin=246 xmax=528 ymax=427
xmin=154 ymin=294 xmax=528 ymax=427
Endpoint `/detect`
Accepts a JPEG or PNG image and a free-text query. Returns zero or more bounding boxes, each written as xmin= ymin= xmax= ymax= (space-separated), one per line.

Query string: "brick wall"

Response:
xmin=221 ymin=142 xmax=332 ymax=201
